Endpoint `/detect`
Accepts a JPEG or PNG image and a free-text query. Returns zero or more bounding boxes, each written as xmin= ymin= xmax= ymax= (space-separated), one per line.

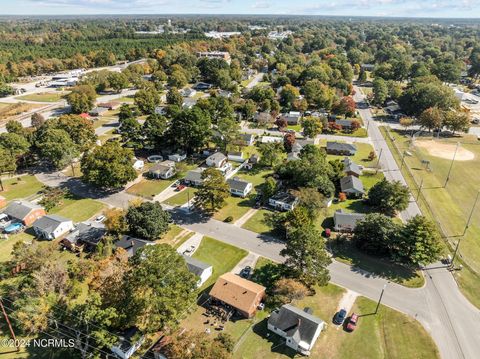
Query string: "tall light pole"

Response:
xmin=375 ymin=284 xmax=387 ymax=314
xmin=451 ymin=190 xmax=480 ymax=267
xmin=444 ymin=142 xmax=459 ymax=188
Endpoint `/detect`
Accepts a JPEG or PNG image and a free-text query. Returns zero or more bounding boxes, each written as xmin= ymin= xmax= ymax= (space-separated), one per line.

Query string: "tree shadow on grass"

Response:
xmin=329 ymin=240 xmax=420 ymax=285
xmin=251 ymin=319 xmax=298 ymax=358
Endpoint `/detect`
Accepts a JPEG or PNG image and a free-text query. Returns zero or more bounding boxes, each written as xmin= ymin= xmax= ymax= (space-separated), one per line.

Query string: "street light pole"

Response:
xmin=444 ymin=142 xmax=459 ymax=188
xmin=416 ymin=177 xmax=424 ymax=201
xmin=451 ymin=190 xmax=480 ymax=267
xmin=375 ymin=284 xmax=387 ymax=314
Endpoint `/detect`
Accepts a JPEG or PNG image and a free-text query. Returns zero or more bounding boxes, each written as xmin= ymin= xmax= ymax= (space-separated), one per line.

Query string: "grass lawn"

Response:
xmin=234 ymin=288 xmax=438 ymax=359
xmin=333 ymin=127 xmax=368 ymax=138
xmin=115 ymin=96 xmax=135 ymax=103
xmin=16 ymin=92 xmax=67 ymax=102
xmin=242 ymin=209 xmax=275 ymax=236
xmin=163 ymin=187 xmax=197 ymax=207
xmin=192 ymin=236 xmax=248 ymax=290
xmin=49 ymin=197 xmax=104 ymax=222
xmin=287 ymin=124 xmax=302 ymax=132
xmin=62 ymin=162 xmax=82 ymax=177
xmin=1 ymin=175 xmax=44 ymax=201
xmin=0 ymin=232 xmax=34 ymax=262
xmin=380 ymin=127 xmax=480 ymax=306
xmin=126 ymin=178 xmax=173 ymax=199
xmin=158 ymin=224 xmax=184 ymax=244
xmin=213 ymin=195 xmax=255 ymax=222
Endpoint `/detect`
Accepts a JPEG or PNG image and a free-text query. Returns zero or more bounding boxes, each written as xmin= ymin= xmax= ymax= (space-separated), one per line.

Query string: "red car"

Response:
xmin=346 ymin=313 xmax=358 ymax=332
xmin=176 ymin=184 xmax=186 ymax=191
xmin=325 ymin=228 xmax=331 ymax=237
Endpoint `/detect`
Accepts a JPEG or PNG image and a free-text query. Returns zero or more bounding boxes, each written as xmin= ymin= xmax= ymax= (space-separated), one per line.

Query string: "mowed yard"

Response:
xmin=16 ymin=91 xmax=67 ymax=102
xmin=381 ymin=127 xmax=480 ymax=306
xmin=1 ymin=175 xmax=44 ymax=200
xmin=49 ymin=196 xmax=105 ymax=222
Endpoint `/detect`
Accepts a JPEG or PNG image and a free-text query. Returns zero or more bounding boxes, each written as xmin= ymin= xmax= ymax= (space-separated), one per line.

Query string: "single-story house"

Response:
xmin=333 ymin=209 xmax=366 ymax=232
xmin=269 ymin=192 xmax=298 ymax=211
xmin=240 ymin=133 xmax=255 ymax=146
xmin=149 ymin=161 xmax=176 ymax=180
xmin=97 ymin=101 xmax=121 ymax=110
xmin=281 ymin=111 xmax=302 ymax=125
xmin=115 ymin=235 xmax=154 ymax=257
xmin=184 ymin=168 xmax=206 ymax=186
xmin=335 ymin=119 xmax=355 ymax=129
xmin=261 ymin=136 xmax=283 ymax=144
xmin=88 ymin=107 xmax=109 ymax=117
xmin=181 ymin=88 xmax=197 ymax=97
xmin=361 ymin=63 xmax=375 ymax=71
xmin=182 ymin=255 xmax=213 ymax=287
xmin=385 ymin=101 xmax=401 ymax=114
xmin=111 ymin=327 xmax=145 ymax=359
xmin=326 ymin=142 xmax=357 ymax=156
xmin=227 ymin=177 xmax=253 ymax=198
xmin=62 ymin=222 xmax=107 ymax=252
xmin=206 ymin=152 xmax=227 ymax=168
xmin=168 ymin=153 xmax=187 ymax=162
xmin=268 ymin=304 xmax=325 ymax=356
xmin=193 ymin=82 xmax=213 ymax=91
xmin=228 ymin=152 xmax=244 ymax=163
xmin=32 ymin=214 xmax=74 ymax=240
xmin=182 ymin=98 xmax=197 ymax=109
xmin=340 ymin=175 xmax=365 ymax=197
xmin=343 ymin=157 xmax=362 ymax=177
xmin=3 ymin=200 xmax=46 ymax=226
xmin=209 ymin=272 xmax=266 ymax=318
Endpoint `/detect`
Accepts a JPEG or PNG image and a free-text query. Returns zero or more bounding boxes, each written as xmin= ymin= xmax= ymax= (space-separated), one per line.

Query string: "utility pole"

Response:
xmin=0 ymin=298 xmax=19 ymax=352
xmin=444 ymin=142 xmax=459 ymax=188
xmin=416 ymin=177 xmax=424 ymax=201
xmin=400 ymin=151 xmax=407 ymax=169
xmin=451 ymin=190 xmax=480 ymax=267
xmin=375 ymin=284 xmax=387 ymax=314
xmin=375 ymin=148 xmax=383 ymax=174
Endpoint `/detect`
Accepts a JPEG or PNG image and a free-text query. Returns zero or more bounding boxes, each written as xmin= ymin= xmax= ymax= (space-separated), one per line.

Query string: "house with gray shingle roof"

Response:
xmin=3 ymin=200 xmax=46 ymax=226
xmin=227 ymin=177 xmax=253 ymax=198
xmin=32 ymin=214 xmax=74 ymax=240
xmin=343 ymin=157 xmax=362 ymax=177
xmin=184 ymin=168 xmax=206 ymax=186
xmin=326 ymin=142 xmax=357 ymax=156
xmin=268 ymin=304 xmax=325 ymax=356
xmin=182 ymin=255 xmax=213 ymax=287
xmin=340 ymin=175 xmax=365 ymax=197
xmin=333 ymin=209 xmax=366 ymax=232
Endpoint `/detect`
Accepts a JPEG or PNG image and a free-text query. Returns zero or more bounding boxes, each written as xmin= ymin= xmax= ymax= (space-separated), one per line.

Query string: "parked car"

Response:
xmin=183 ymin=245 xmax=195 ymax=255
xmin=240 ymin=266 xmax=252 ymax=278
xmin=171 ymin=180 xmax=180 ymax=187
xmin=176 ymin=184 xmax=186 ymax=191
xmin=95 ymin=215 xmax=106 ymax=223
xmin=333 ymin=309 xmax=347 ymax=325
xmin=346 ymin=313 xmax=359 ymax=332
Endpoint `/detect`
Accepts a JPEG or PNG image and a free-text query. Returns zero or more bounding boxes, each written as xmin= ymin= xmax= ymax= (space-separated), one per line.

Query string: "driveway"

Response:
xmin=231 ymin=252 xmax=259 ymax=275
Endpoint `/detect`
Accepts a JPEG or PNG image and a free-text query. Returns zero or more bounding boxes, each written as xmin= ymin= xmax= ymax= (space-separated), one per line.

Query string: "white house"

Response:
xmin=227 ymin=177 xmax=253 ymax=198
xmin=227 ymin=152 xmax=244 ymax=163
xmin=268 ymin=304 xmax=325 ymax=356
xmin=182 ymin=255 xmax=213 ymax=287
xmin=181 ymin=88 xmax=197 ymax=97
xmin=184 ymin=168 xmax=206 ymax=186
xmin=261 ymin=136 xmax=283 ymax=144
xmin=111 ymin=328 xmax=145 ymax=359
xmin=333 ymin=209 xmax=366 ymax=232
xmin=206 ymin=152 xmax=231 ymax=174
xmin=32 ymin=215 xmax=74 ymax=240
xmin=148 ymin=161 xmax=176 ymax=180
xmin=281 ymin=111 xmax=302 ymax=125
xmin=269 ymin=192 xmax=298 ymax=211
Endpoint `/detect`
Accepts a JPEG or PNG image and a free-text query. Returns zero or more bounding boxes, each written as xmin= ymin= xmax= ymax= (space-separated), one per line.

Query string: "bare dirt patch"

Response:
xmin=415 ymin=140 xmax=474 ymax=161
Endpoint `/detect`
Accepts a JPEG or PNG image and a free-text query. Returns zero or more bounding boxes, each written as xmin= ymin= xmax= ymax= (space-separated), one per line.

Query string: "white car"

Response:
xmin=95 ymin=215 xmax=106 ymax=223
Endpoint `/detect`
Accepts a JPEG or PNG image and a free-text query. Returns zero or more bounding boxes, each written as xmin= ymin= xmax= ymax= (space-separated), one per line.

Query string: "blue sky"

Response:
xmin=2 ymin=0 xmax=479 ymax=18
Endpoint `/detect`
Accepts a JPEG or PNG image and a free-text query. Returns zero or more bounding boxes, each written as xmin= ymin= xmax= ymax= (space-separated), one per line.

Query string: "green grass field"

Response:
xmin=49 ymin=197 xmax=104 ymax=222
xmin=380 ymin=127 xmax=480 ymax=306
xmin=162 ymin=187 xmax=197 ymax=206
xmin=319 ymin=140 xmax=376 ymax=168
xmin=126 ymin=178 xmax=173 ymax=199
xmin=1 ymin=175 xmax=44 ymax=200
xmin=242 ymin=209 xmax=275 ymax=235
xmin=16 ymin=92 xmax=67 ymax=102
xmin=234 ymin=289 xmax=438 ymax=359
xmin=192 ymin=236 xmax=248 ymax=290
xmin=0 ymin=232 xmax=34 ymax=262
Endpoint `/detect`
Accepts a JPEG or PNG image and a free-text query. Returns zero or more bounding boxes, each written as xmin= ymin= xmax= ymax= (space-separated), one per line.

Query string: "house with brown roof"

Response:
xmin=209 ymin=272 xmax=266 ymax=318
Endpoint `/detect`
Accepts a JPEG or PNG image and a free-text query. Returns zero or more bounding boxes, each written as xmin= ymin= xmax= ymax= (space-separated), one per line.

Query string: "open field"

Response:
xmin=0 ymin=102 xmax=44 ymax=120
xmin=49 ymin=197 xmax=104 ymax=222
xmin=242 ymin=209 xmax=275 ymax=235
xmin=163 ymin=187 xmax=197 ymax=207
xmin=16 ymin=92 xmax=67 ymax=102
xmin=192 ymin=236 xmax=248 ymax=290
xmin=0 ymin=232 xmax=34 ymax=262
xmin=1 ymin=175 xmax=44 ymax=200
xmin=126 ymin=178 xmax=173 ymax=199
xmin=380 ymin=127 xmax=480 ymax=306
